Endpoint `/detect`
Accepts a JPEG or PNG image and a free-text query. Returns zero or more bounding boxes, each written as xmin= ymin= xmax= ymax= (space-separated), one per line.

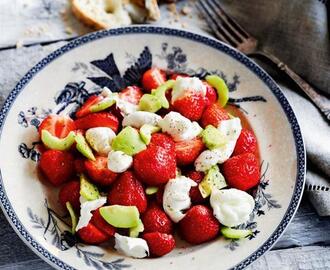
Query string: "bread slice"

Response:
xmin=130 ymin=0 xmax=160 ymax=21
xmin=72 ymin=0 xmax=132 ymax=30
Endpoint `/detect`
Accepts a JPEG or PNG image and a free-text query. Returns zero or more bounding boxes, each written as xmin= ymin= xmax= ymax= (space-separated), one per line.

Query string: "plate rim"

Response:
xmin=0 ymin=26 xmax=306 ymax=270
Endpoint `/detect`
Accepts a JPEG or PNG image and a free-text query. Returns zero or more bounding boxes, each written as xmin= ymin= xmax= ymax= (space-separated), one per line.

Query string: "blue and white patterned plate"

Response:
xmin=0 ymin=26 xmax=305 ymax=270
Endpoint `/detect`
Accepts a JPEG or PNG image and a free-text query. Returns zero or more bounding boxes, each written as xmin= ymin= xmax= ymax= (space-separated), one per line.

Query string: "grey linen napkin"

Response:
xmin=217 ymin=0 xmax=330 ymax=215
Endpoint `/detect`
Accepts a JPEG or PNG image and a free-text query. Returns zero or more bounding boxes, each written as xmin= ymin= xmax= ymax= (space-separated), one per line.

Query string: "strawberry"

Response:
xmin=58 ymin=181 xmax=80 ymax=211
xmin=119 ymin=86 xmax=143 ymax=105
xmin=222 ymin=153 xmax=260 ymax=191
xmin=78 ymin=222 xmax=110 ymax=244
xmin=233 ymin=128 xmax=257 ymax=156
xmin=150 ymin=133 xmax=175 ymax=153
xmin=74 ymin=112 xmax=119 ymax=133
xmin=143 ymin=232 xmax=175 ymax=257
xmin=133 ymin=145 xmax=176 ymax=186
xmin=85 ymin=156 xmax=118 ymax=186
xmin=142 ymin=204 xmax=173 ymax=234
xmin=39 ymin=150 xmax=75 ymax=186
xmin=107 ymin=171 xmax=147 ymax=213
xmin=170 ymin=73 xmax=189 ymax=80
xmin=91 ymin=208 xmax=116 ymax=237
xmin=76 ymin=95 xmax=103 ymax=118
xmin=200 ymin=103 xmax=230 ymax=128
xmin=142 ymin=68 xmax=166 ymax=92
xmin=172 ymin=91 xmax=206 ymax=121
xmin=179 ymin=205 xmax=220 ymax=244
xmin=203 ymin=81 xmax=217 ymax=107
xmin=186 ymin=171 xmax=205 ymax=204
xmin=175 ymin=138 xmax=204 ymax=166
xmin=74 ymin=158 xmax=86 ymax=174
xmin=39 ymin=115 xmax=75 ymax=139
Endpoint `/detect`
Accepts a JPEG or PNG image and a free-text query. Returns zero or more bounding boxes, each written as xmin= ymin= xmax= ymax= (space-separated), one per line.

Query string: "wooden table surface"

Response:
xmin=1 ymin=1 xmax=330 ymax=269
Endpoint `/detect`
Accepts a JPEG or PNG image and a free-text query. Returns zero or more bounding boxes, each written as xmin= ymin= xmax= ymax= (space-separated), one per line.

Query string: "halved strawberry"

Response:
xmin=91 ymin=208 xmax=116 ymax=237
xmin=58 ymin=181 xmax=80 ymax=211
xmin=74 ymin=112 xmax=119 ymax=133
xmin=142 ymin=68 xmax=166 ymax=92
xmin=172 ymin=91 xmax=206 ymax=121
xmin=200 ymin=103 xmax=230 ymax=128
xmin=85 ymin=156 xmax=118 ymax=186
xmin=175 ymin=138 xmax=204 ymax=166
xmin=119 ymin=86 xmax=143 ymax=105
xmin=39 ymin=150 xmax=75 ymax=186
xmin=203 ymin=81 xmax=217 ymax=107
xmin=78 ymin=222 xmax=110 ymax=244
xmin=76 ymin=95 xmax=103 ymax=118
xmin=38 ymin=115 xmax=75 ymax=139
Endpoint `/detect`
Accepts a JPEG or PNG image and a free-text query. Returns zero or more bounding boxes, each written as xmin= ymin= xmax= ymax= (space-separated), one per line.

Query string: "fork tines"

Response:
xmin=196 ymin=0 xmax=250 ymax=47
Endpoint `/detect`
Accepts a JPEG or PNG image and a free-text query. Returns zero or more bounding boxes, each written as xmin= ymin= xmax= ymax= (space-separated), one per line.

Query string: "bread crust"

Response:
xmin=72 ymin=0 xmax=107 ymax=29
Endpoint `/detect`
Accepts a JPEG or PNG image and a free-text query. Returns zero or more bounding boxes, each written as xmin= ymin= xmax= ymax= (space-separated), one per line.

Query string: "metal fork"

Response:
xmin=197 ymin=0 xmax=330 ymax=122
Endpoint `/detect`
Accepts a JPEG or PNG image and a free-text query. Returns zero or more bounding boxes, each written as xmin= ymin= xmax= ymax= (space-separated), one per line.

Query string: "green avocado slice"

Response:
xmin=139 ymin=94 xmax=162 ymax=113
xmin=66 ymin=202 xmax=78 ymax=233
xmin=206 ymin=75 xmax=229 ymax=107
xmin=41 ymin=130 xmax=76 ymax=151
xmin=129 ymin=219 xmax=144 ymax=237
xmin=75 ymin=133 xmax=96 ymax=161
xmin=80 ymin=174 xmax=100 ymax=201
xmin=90 ymin=95 xmax=117 ymax=113
xmin=112 ymin=126 xmax=146 ymax=156
xmin=199 ymin=165 xmax=227 ymax=198
xmin=99 ymin=205 xmax=140 ymax=228
xmin=151 ymin=80 xmax=175 ymax=109
xmin=145 ymin=186 xmax=159 ymax=195
xmin=201 ymin=125 xmax=228 ymax=150
xmin=139 ymin=124 xmax=160 ymax=145
xmin=221 ymin=227 xmax=252 ymax=239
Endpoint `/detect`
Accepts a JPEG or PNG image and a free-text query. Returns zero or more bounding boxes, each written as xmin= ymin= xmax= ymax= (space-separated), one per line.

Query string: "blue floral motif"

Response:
xmin=88 ymin=47 xmax=152 ymax=91
xmin=54 ymin=81 xmax=100 ymax=117
xmin=158 ymin=43 xmax=188 ymax=71
xmin=18 ymin=107 xmax=52 ymax=129
xmin=28 ymin=201 xmax=131 ymax=269
xmin=18 ymin=142 xmax=41 ymax=162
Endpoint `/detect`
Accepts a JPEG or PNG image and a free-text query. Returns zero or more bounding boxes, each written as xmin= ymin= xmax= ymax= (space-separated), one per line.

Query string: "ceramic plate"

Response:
xmin=0 ymin=26 xmax=305 ymax=270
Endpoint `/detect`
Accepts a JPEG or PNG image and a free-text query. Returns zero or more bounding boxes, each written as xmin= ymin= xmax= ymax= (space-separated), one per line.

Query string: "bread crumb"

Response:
xmin=65 ymin=26 xmax=73 ymax=35
xmin=181 ymin=6 xmax=192 ymax=16
xmin=16 ymin=40 xmax=24 ymax=48
xmin=167 ymin=3 xmax=177 ymax=14
xmin=181 ymin=22 xmax=188 ymax=28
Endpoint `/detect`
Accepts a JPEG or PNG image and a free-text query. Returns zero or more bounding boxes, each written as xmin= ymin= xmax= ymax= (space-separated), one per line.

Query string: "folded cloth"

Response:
xmin=218 ymin=0 xmax=330 ymax=215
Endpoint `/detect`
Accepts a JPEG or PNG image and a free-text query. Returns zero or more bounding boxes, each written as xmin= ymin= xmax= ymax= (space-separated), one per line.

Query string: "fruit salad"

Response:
xmin=38 ymin=68 xmax=261 ymax=258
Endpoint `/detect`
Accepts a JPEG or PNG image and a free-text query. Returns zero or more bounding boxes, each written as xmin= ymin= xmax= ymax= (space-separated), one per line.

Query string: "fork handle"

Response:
xmin=252 ymin=50 xmax=330 ymax=123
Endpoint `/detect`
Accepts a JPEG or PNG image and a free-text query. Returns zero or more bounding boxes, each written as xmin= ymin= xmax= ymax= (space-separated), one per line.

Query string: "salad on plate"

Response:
xmin=37 ymin=67 xmax=261 ymax=258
